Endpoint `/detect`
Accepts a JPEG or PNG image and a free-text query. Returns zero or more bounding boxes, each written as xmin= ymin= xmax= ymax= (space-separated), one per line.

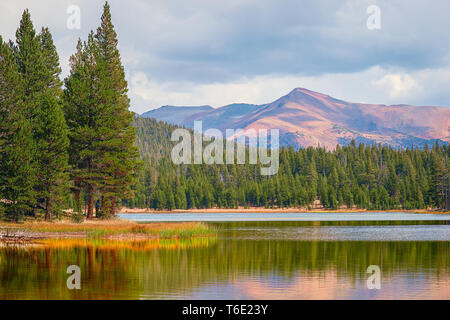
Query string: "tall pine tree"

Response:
xmin=64 ymin=2 xmax=139 ymax=218
xmin=64 ymin=34 xmax=104 ymax=218
xmin=0 ymin=36 xmax=36 ymax=221
xmin=94 ymin=2 xmax=139 ymax=216
xmin=13 ymin=10 xmax=69 ymax=220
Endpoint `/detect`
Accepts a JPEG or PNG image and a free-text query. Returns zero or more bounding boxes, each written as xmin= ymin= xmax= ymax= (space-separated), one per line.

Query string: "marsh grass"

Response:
xmin=0 ymin=219 xmax=216 ymax=240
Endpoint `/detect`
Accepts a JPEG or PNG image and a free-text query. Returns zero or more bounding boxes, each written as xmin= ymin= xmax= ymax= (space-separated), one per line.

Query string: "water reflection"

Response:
xmin=120 ymin=212 xmax=450 ymax=222
xmin=217 ymin=221 xmax=450 ymax=241
xmin=0 ymin=221 xmax=448 ymax=299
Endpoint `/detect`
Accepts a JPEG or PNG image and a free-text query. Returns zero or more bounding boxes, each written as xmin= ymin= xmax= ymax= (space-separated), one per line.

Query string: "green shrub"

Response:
xmin=70 ymin=212 xmax=85 ymax=224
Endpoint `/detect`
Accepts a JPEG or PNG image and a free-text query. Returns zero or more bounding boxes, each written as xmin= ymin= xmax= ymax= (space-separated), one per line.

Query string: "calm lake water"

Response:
xmin=0 ymin=213 xmax=449 ymax=299
xmin=118 ymin=211 xmax=450 ymax=222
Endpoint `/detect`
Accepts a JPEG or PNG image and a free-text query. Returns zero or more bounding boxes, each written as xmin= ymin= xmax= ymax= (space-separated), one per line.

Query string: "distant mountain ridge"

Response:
xmin=141 ymin=105 xmax=213 ymax=125
xmin=181 ymin=103 xmax=261 ymax=130
xmin=140 ymin=88 xmax=450 ymax=149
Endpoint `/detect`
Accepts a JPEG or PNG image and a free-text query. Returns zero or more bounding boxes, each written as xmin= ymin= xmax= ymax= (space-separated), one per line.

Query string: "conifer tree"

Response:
xmin=35 ymin=27 xmax=69 ymax=220
xmin=64 ymin=35 xmax=103 ymax=218
xmin=0 ymin=37 xmax=36 ymax=221
xmin=13 ymin=11 xmax=69 ymax=220
xmin=64 ymin=3 xmax=139 ymax=218
xmin=431 ymin=151 xmax=446 ymax=208
xmin=34 ymin=90 xmax=69 ymax=220
xmin=14 ymin=10 xmax=47 ymax=114
xmin=38 ymin=27 xmax=63 ymax=92
xmin=94 ymin=2 xmax=139 ymax=216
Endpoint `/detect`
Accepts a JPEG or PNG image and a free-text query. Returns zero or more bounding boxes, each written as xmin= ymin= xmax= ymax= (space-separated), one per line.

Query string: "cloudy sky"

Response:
xmin=1 ymin=0 xmax=450 ymax=113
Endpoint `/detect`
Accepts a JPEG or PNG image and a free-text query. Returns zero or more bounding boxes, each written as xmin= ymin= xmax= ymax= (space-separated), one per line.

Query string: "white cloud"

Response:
xmin=372 ymin=73 xmax=420 ymax=99
xmin=129 ymin=65 xmax=450 ymax=113
xmin=2 ymin=1 xmax=450 ymax=113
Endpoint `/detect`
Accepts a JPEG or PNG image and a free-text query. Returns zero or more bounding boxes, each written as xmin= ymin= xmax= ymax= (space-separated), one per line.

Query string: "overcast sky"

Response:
xmin=1 ymin=0 xmax=450 ymax=113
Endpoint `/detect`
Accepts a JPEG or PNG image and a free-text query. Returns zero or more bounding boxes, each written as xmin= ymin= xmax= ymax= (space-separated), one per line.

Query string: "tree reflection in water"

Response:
xmin=0 ymin=223 xmax=448 ymax=299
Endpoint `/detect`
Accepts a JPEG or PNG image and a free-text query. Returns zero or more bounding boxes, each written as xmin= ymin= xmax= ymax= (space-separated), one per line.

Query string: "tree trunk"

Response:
xmin=87 ymin=186 xmax=94 ymax=219
xmin=111 ymin=196 xmax=117 ymax=216
xmin=45 ymin=197 xmax=51 ymax=221
xmin=95 ymin=200 xmax=99 ymax=216
xmin=74 ymin=191 xmax=81 ymax=213
xmin=74 ymin=177 xmax=81 ymax=213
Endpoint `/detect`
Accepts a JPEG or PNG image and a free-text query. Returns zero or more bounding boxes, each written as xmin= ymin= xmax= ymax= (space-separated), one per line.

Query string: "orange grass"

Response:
xmin=0 ymin=219 xmax=216 ymax=239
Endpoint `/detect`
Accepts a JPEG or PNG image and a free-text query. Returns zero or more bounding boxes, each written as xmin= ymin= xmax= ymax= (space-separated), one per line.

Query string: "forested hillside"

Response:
xmin=127 ymin=117 xmax=450 ymax=211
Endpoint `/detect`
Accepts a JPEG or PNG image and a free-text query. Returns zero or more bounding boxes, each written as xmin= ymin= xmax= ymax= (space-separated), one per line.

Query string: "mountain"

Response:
xmin=181 ymin=103 xmax=261 ymax=130
xmin=140 ymin=88 xmax=450 ymax=149
xmin=140 ymin=105 xmax=213 ymax=125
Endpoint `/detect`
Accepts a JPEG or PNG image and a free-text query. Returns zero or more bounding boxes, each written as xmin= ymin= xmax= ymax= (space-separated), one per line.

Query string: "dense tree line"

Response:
xmin=128 ymin=118 xmax=449 ymax=211
xmin=0 ymin=3 xmax=139 ymax=221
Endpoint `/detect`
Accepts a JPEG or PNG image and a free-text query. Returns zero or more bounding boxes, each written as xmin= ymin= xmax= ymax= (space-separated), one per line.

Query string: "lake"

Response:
xmin=118 ymin=211 xmax=450 ymax=222
xmin=0 ymin=212 xmax=449 ymax=299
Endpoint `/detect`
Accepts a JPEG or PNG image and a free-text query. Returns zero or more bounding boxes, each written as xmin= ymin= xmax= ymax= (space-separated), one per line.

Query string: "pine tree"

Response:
xmin=0 ymin=117 xmax=36 ymax=221
xmin=34 ymin=90 xmax=69 ymax=220
xmin=38 ymin=27 xmax=63 ymax=92
xmin=93 ymin=1 xmax=140 ymax=216
xmin=0 ymin=37 xmax=36 ymax=221
xmin=64 ymin=3 xmax=139 ymax=218
xmin=64 ymin=35 xmax=104 ymax=218
xmin=0 ymin=36 xmax=17 ymax=155
xmin=13 ymin=10 xmax=69 ymax=220
xmin=14 ymin=10 xmax=47 ymax=115
xmin=431 ymin=151 xmax=446 ymax=208
xmin=34 ymin=27 xmax=69 ymax=220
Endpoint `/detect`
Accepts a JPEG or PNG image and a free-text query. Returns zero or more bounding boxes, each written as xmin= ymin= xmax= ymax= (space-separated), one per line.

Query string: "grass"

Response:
xmin=0 ymin=218 xmax=217 ymax=240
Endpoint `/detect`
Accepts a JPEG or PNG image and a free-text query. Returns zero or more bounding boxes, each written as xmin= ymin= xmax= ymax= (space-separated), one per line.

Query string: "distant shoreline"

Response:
xmin=118 ymin=207 xmax=449 ymax=214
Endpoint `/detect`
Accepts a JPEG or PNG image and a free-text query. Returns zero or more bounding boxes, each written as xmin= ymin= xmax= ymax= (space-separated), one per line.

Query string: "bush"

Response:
xmin=71 ymin=212 xmax=85 ymax=223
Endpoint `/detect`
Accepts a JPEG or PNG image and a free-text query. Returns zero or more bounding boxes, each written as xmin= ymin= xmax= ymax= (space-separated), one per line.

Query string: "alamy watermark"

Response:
xmin=67 ymin=5 xmax=81 ymax=30
xmin=171 ymin=121 xmax=279 ymax=176
xmin=66 ymin=265 xmax=81 ymax=290
xmin=366 ymin=265 xmax=381 ymax=289
xmin=367 ymin=5 xmax=381 ymax=30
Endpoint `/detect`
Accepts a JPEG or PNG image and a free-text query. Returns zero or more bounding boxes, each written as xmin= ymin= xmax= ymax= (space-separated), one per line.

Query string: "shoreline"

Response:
xmin=118 ymin=207 xmax=449 ymax=214
xmin=0 ymin=218 xmax=216 ymax=243
xmin=2 ymin=208 xmax=447 ymax=243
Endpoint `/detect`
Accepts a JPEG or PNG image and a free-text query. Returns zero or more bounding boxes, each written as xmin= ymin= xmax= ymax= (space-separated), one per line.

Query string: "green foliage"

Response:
xmin=64 ymin=2 xmax=140 ymax=218
xmin=128 ymin=118 xmax=449 ymax=211
xmin=0 ymin=115 xmax=36 ymax=221
xmin=70 ymin=212 xmax=85 ymax=224
xmin=0 ymin=36 xmax=36 ymax=221
xmin=2 ymin=10 xmax=70 ymax=221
